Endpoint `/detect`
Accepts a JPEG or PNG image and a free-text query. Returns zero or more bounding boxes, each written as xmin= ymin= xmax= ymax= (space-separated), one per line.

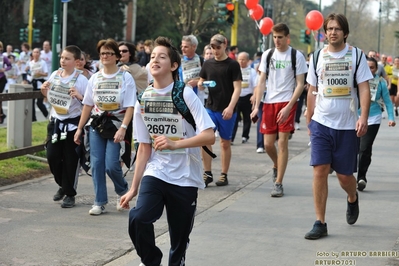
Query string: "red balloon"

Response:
xmin=387 ymin=56 xmax=393 ymax=63
xmin=249 ymin=4 xmax=264 ymax=21
xmin=245 ymin=0 xmax=259 ymax=10
xmin=259 ymin=17 xmax=274 ymax=35
xmin=305 ymin=10 xmax=324 ymax=31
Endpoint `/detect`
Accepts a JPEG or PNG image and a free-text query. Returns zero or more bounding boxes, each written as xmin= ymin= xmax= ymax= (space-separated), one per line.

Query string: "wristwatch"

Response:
xmin=121 ymin=124 xmax=128 ymax=129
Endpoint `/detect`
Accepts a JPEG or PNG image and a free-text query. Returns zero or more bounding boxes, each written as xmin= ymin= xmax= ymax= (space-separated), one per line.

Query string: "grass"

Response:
xmin=0 ymin=121 xmax=49 ymax=180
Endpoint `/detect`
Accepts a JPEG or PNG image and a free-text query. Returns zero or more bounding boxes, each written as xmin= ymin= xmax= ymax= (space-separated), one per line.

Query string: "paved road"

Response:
xmin=1 ymin=120 xmax=398 ymax=266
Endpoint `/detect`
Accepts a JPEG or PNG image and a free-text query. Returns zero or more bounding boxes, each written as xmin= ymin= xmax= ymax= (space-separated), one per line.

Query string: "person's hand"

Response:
xmin=114 ymin=127 xmax=126 ymax=143
xmin=41 ymin=81 xmax=50 ymax=92
xmin=250 ymin=108 xmax=258 ymax=120
xmin=69 ymin=86 xmax=83 ymax=101
xmin=120 ymin=65 xmax=131 ymax=73
xmin=74 ymin=128 xmax=82 ymax=145
xmin=388 ymin=120 xmax=396 ymax=127
xmin=153 ymin=135 xmax=176 ymax=151
xmin=187 ymin=79 xmax=198 ymax=88
xmin=355 ymin=118 xmax=368 ymax=137
xmin=120 ymin=189 xmax=138 ymax=210
xmin=222 ymin=106 xmax=234 ymax=120
xmin=276 ymin=106 xmax=290 ymax=124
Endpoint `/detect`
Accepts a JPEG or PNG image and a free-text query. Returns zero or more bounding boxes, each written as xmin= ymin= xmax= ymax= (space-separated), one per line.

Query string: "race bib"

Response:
xmin=322 ymin=50 xmax=353 ymax=98
xmin=369 ymin=77 xmax=379 ymax=102
xmin=48 ymin=83 xmax=72 ymax=115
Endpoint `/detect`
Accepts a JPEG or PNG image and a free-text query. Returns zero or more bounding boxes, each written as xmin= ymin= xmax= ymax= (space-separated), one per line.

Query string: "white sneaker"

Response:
xmin=116 ymin=195 xmax=123 ymax=211
xmin=89 ymin=205 xmax=106 ymax=215
xmin=256 ymin=147 xmax=265 ymax=153
xmin=295 ymin=122 xmax=300 ymax=130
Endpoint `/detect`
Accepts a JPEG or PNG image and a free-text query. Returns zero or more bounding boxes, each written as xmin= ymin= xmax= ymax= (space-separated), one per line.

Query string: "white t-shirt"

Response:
xmin=18 ymin=51 xmax=30 ymax=74
xmin=240 ymin=66 xmax=257 ymax=97
xmin=28 ymin=59 xmax=48 ymax=80
xmin=133 ymin=83 xmax=215 ymax=189
xmin=259 ymin=47 xmax=308 ymax=103
xmin=83 ymin=69 xmax=137 ymax=121
xmin=40 ymin=50 xmax=52 ymax=79
xmin=307 ymin=44 xmax=373 ymax=129
xmin=47 ymin=69 xmax=88 ymax=125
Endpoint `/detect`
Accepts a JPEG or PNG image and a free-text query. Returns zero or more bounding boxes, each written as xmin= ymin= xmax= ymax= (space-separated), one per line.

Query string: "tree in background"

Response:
xmin=0 ymin=0 xmax=26 ymax=48
xmin=3 ymin=0 xmax=399 ymax=64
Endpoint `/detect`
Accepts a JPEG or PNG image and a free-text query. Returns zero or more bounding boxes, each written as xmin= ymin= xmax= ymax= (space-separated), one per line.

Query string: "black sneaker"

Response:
xmin=53 ymin=188 xmax=65 ymax=201
xmin=357 ymin=178 xmax=367 ymax=192
xmin=395 ymin=109 xmax=398 ymax=117
xmin=61 ymin=196 xmax=75 ymax=208
xmin=305 ymin=220 xmax=328 ymax=240
xmin=215 ymin=174 xmax=228 ymax=186
xmin=203 ymin=172 xmax=213 ymax=188
xmin=272 ymin=167 xmax=277 ymax=183
xmin=346 ymin=192 xmax=359 ymax=225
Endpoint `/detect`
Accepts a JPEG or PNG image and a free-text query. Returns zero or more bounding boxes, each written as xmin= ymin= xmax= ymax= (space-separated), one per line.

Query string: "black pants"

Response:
xmin=32 ymin=79 xmax=48 ymax=121
xmin=295 ymin=90 xmax=306 ymax=123
xmin=232 ymin=94 xmax=252 ymax=142
xmin=358 ymin=124 xmax=380 ymax=181
xmin=46 ymin=122 xmax=80 ymax=196
xmin=129 ymin=176 xmax=198 ymax=266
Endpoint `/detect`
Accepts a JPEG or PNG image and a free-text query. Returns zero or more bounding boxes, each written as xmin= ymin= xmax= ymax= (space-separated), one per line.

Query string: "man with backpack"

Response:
xmin=251 ymin=23 xmax=308 ymax=197
xmin=304 ymin=13 xmax=373 ymax=240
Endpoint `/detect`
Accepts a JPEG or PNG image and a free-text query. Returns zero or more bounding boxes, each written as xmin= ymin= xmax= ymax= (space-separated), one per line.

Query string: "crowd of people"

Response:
xmin=2 ymin=11 xmax=399 ymax=265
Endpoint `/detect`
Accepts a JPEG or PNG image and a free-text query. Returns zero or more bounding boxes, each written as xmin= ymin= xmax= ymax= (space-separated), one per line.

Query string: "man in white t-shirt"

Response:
xmin=40 ymin=40 xmax=52 ymax=79
xmin=251 ymin=23 xmax=308 ymax=197
xmin=304 ymin=13 xmax=373 ymax=240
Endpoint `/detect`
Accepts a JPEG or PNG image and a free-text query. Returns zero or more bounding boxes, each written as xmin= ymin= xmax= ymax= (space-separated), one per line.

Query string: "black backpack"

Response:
xmin=312 ymin=46 xmax=364 ymax=102
xmin=132 ymin=81 xmax=216 ymax=166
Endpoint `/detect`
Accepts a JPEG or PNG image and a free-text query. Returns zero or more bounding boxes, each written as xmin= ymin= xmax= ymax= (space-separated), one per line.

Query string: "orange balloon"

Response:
xmin=249 ymin=4 xmax=264 ymax=21
xmin=259 ymin=17 xmax=274 ymax=35
xmin=245 ymin=0 xmax=258 ymax=10
xmin=305 ymin=10 xmax=324 ymax=31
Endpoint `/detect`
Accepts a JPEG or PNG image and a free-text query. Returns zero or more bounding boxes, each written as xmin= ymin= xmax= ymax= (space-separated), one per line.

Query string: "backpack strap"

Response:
xmin=312 ymin=48 xmax=322 ymax=91
xmin=352 ymin=46 xmax=364 ymax=107
xmin=172 ymin=80 xmax=217 ymax=158
xmin=265 ymin=48 xmax=275 ymax=78
xmin=291 ymin=47 xmax=297 ymax=78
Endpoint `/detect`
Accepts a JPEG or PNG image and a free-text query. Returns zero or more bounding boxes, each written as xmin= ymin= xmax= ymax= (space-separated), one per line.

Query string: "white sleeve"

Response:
xmin=258 ymin=50 xmax=271 ymax=74
xmin=133 ymin=100 xmax=152 ymax=144
xmin=82 ymin=74 xmax=95 ymax=106
xmin=121 ymin=72 xmax=137 ymax=108
xmin=183 ymin=86 xmax=215 ymax=133
xmin=306 ymin=54 xmax=318 ymax=87
xmin=296 ymin=52 xmax=308 ymax=76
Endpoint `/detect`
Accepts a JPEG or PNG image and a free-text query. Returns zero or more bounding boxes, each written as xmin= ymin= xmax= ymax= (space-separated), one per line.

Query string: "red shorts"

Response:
xmin=260 ymin=102 xmax=297 ymax=134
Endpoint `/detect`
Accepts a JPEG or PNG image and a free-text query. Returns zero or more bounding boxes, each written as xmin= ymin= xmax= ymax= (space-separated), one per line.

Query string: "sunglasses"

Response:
xmin=100 ymin=52 xmax=115 ymax=57
xmin=119 ymin=49 xmax=129 ymax=53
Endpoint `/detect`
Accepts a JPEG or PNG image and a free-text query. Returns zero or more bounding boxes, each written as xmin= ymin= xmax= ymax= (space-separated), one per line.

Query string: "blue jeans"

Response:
xmin=89 ymin=126 xmax=128 ymax=206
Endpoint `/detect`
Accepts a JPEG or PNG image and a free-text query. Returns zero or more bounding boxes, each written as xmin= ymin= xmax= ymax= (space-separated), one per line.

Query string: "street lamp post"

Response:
xmin=61 ymin=0 xmax=71 ymax=50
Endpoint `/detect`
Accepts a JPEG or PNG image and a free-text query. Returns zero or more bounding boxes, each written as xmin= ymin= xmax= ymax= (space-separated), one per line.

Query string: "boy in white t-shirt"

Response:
xmin=251 ymin=23 xmax=308 ymax=197
xmin=120 ymin=37 xmax=215 ymax=266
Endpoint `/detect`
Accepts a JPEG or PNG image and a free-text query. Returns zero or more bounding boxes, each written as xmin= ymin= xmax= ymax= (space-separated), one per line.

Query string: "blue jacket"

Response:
xmin=359 ymin=75 xmax=394 ymax=123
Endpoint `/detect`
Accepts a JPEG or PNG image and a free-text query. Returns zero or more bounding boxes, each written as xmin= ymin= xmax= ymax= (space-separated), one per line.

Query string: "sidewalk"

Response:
xmin=1 ymin=122 xmax=398 ymax=266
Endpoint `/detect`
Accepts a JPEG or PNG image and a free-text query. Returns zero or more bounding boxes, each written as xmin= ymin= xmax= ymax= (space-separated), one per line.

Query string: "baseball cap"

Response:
xmin=210 ymin=34 xmax=227 ymax=46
